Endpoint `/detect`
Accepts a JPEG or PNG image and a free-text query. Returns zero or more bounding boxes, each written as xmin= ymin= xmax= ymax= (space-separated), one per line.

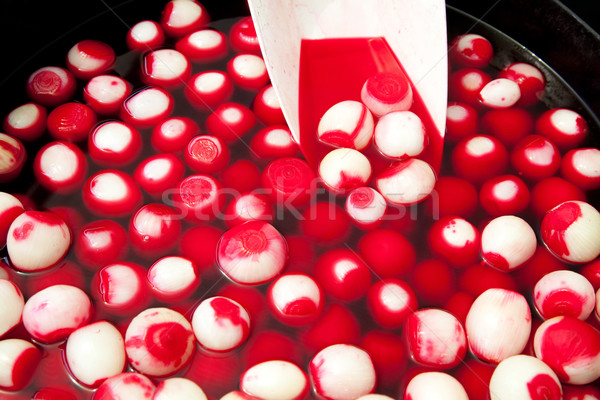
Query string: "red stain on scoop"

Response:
xmin=526 ymin=373 xmax=562 ymax=400
xmin=541 ymin=201 xmax=582 ymax=256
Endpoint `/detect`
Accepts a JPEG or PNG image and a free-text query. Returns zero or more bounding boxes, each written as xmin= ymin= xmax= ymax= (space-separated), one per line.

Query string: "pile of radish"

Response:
xmin=0 ymin=1 xmax=600 ymax=399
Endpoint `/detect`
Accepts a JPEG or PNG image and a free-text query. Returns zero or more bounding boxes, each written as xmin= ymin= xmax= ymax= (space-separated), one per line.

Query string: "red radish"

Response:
xmin=374 ymin=111 xmax=427 ymax=159
xmin=581 ymin=259 xmax=600 ymax=290
xmin=448 ymin=68 xmax=492 ymax=107
xmin=361 ymin=71 xmax=413 ymax=117
xmin=2 ymin=102 xmax=47 ymax=141
xmin=445 ymin=101 xmax=478 ymax=143
xmin=7 ymin=211 xmax=70 ymax=272
xmin=147 ymin=256 xmax=200 ymax=302
xmin=154 ymin=377 xmax=207 ymax=400
xmin=309 ymin=344 xmax=376 ymax=400
xmin=449 ymin=33 xmax=494 ymax=68
xmin=223 ymin=192 xmax=273 ymax=227
xmin=458 ymin=263 xmax=518 ymax=298
xmin=488 ymin=354 xmax=562 ymax=400
xmin=376 ymin=158 xmax=436 ymax=205
xmin=481 ymin=107 xmax=533 ymax=147
xmin=424 ymin=176 xmax=478 ymax=218
xmin=478 ymin=78 xmax=521 ymax=108
xmin=405 ymin=308 xmax=467 ymax=369
xmin=481 ymin=215 xmax=537 ymax=271
xmin=536 ymin=108 xmax=588 ymax=150
xmin=134 ymin=153 xmax=185 ymax=198
xmin=314 ymin=248 xmax=371 ymax=302
xmin=0 ymin=279 xmax=24 ymax=337
xmin=0 ymin=338 xmax=41 ymax=391
xmin=479 ymin=174 xmax=530 ymax=216
xmin=160 ymin=0 xmax=210 ymax=38
xmin=185 ymin=71 xmax=234 ymax=112
xmin=172 ymin=174 xmax=225 ymax=223
xmin=126 ymin=20 xmax=165 ymax=51
xmin=367 ymin=279 xmax=417 ymax=329
xmin=534 ymin=316 xmax=600 ymax=384
xmin=26 ymin=66 xmax=76 ymax=107
xmin=184 ymin=134 xmax=230 ymax=174
xmin=410 ymin=259 xmax=456 ymax=305
xmin=444 ymin=292 xmax=475 ymax=325
xmin=561 ymin=147 xmax=600 ymax=190
xmin=358 ymin=228 xmax=415 ymax=278
xmin=0 ymin=192 xmax=24 ymax=248
xmin=242 ymin=330 xmax=302 ymax=368
xmin=227 ymin=53 xmax=269 ymax=91
xmin=240 ymin=360 xmax=308 ymax=400
xmin=66 ymin=40 xmax=115 ymax=79
xmin=33 ymin=141 xmax=87 ymax=193
xmin=88 ymin=121 xmax=142 ymax=167
xmin=0 ymin=133 xmax=26 ymax=183
xmin=360 ymin=331 xmax=408 ymax=387
xmin=128 ymin=203 xmax=181 ymax=257
xmin=262 ymin=157 xmax=316 ymax=209
xmin=229 ymin=16 xmax=260 ymax=54
xmin=47 ymin=205 xmax=84 ymax=234
xmin=82 ymin=169 xmax=143 ymax=217
xmin=533 ymin=270 xmax=596 ymax=320
xmin=514 ymin=245 xmax=567 ymax=292
xmin=300 ymin=201 xmax=350 ymax=245
xmin=299 ymin=303 xmax=360 ymax=353
xmin=317 ymin=100 xmax=374 ymax=150
xmin=151 ymin=116 xmax=199 ymax=153
xmin=22 ymin=284 xmax=91 ymax=343
xmin=179 ymin=225 xmax=223 ymax=273
xmin=93 ymin=372 xmax=156 ymax=399
xmin=192 ymin=296 xmax=250 ymax=352
xmin=267 ymin=273 xmax=323 ymax=326
xmin=530 ymin=177 xmax=586 ymax=218
xmin=91 ymin=262 xmax=150 ymax=316
xmin=541 ymin=200 xmax=600 ymax=264
xmin=83 ymin=75 xmax=132 ymax=115
xmin=176 ymin=29 xmax=228 ymax=63
xmin=319 ymin=148 xmax=372 ymax=194
xmin=465 ymin=288 xmax=532 ymax=363
xmin=404 ymin=372 xmax=469 ymax=400
xmin=125 ymin=307 xmax=195 ymax=377
xmin=46 ymin=102 xmax=97 ymax=142
xmin=206 ymin=102 xmax=256 ymax=143
xmin=252 ymin=84 xmax=286 ymax=125
xmin=141 ymin=49 xmax=191 ymax=89
xmin=427 ymin=215 xmax=480 ymax=268
xmin=498 ymin=62 xmax=546 ymax=106
xmin=345 ymin=186 xmax=387 ymax=230
xmin=511 ymin=134 xmax=561 ymax=181
xmin=451 ymin=135 xmax=508 ymax=184
xmin=222 ymin=159 xmax=262 ymax=194
xmin=250 ymin=126 xmax=299 ymax=160
xmin=120 ymin=86 xmax=174 ymax=128
xmin=74 ymin=219 xmax=128 ymax=270
xmin=216 ymin=220 xmax=287 ymax=285
xmin=64 ymin=321 xmax=125 ymax=388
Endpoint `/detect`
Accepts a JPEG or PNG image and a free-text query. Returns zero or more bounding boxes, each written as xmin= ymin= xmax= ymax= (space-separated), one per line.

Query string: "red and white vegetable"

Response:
xmin=317 ymin=100 xmax=374 ymax=150
xmin=191 ymin=296 xmax=250 ymax=352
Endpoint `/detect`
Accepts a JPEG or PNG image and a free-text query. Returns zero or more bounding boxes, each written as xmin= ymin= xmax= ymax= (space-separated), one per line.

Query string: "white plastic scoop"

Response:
xmin=247 ymin=0 xmax=447 ymax=171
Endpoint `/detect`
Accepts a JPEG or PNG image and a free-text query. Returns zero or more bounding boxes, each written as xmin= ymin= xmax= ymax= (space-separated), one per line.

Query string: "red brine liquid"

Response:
xmin=298 ymin=37 xmax=443 ymax=172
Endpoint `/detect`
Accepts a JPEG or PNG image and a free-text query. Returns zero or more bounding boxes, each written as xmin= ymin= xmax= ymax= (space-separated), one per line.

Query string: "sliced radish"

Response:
xmin=367 ymin=279 xmax=417 ymax=329
xmin=361 ymin=71 xmax=413 ymax=117
xmin=561 ymin=147 xmax=600 ymax=190
xmin=141 ymin=48 xmax=191 ymax=89
xmin=261 ymin=157 xmax=316 ymax=209
xmin=449 ymin=33 xmax=494 ymax=68
xmin=489 ymin=354 xmax=561 ymax=400
xmin=0 ymin=338 xmax=41 ymax=391
xmin=7 ymin=210 xmax=71 ymax=272
xmin=498 ymin=62 xmax=546 ymax=107
xmin=82 ymin=169 xmax=143 ymax=217
xmin=120 ymin=86 xmax=174 ymax=128
xmin=176 ymin=29 xmax=228 ymax=63
xmin=536 ymin=108 xmax=589 ymax=151
xmin=227 ymin=53 xmax=269 ymax=91
xmin=314 ymin=248 xmax=371 ymax=303
xmin=172 ymin=174 xmax=225 ymax=223
xmin=240 ymin=360 xmax=308 ymax=400
xmin=91 ymin=262 xmax=150 ymax=317
xmin=47 ymin=102 xmax=97 ymax=142
xmin=345 ymin=186 xmax=387 ymax=230
xmin=206 ymin=102 xmax=256 ymax=143
xmin=375 ymin=158 xmax=436 ymax=205
xmin=192 ymin=296 xmax=251 ymax=352
xmin=184 ymin=135 xmax=230 ymax=174
xmin=66 ymin=40 xmax=115 ymax=80
xmin=93 ymin=372 xmax=155 ymax=399
xmin=160 ymin=0 xmax=210 ymax=38
xmin=26 ymin=66 xmax=76 ymax=107
xmin=147 ymin=256 xmax=200 ymax=302
xmin=479 ymin=174 xmax=530 ymax=216
xmin=74 ymin=219 xmax=128 ymax=270
xmin=533 ymin=270 xmax=596 ymax=320
xmin=229 ymin=16 xmax=260 ymax=54
xmin=151 ymin=116 xmax=199 ymax=153
xmin=0 ymin=279 xmax=24 ymax=338
xmin=88 ymin=121 xmax=142 ymax=167
xmin=185 ymin=71 xmax=234 ymax=112
xmin=126 ymin=20 xmax=165 ymax=51
xmin=317 ymin=100 xmax=374 ymax=150
xmin=128 ymin=203 xmax=181 ymax=258
xmin=481 ymin=215 xmax=537 ymax=271
xmin=2 ymin=102 xmax=47 ymax=141
xmin=22 ymin=284 xmax=91 ymax=343
xmin=83 ymin=75 xmax=132 ymax=115
xmin=154 ymin=377 xmax=207 ymax=400
xmin=217 ymin=220 xmax=287 ymax=285
xmin=252 ymin=84 xmax=286 ymax=125
xmin=134 ymin=153 xmax=185 ymax=199
xmin=125 ymin=307 xmax=195 ymax=377
xmin=319 ymin=148 xmax=372 ymax=194
xmin=65 ymin=320 xmax=126 ymax=388
xmin=250 ymin=126 xmax=299 ymax=160
xmin=510 ymin=134 xmax=561 ymax=181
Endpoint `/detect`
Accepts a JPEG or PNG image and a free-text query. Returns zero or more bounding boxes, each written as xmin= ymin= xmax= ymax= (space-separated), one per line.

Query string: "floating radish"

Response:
xmin=125 ymin=307 xmax=195 ymax=377
xmin=541 ymin=200 xmax=600 ymax=264
xmin=373 ymin=111 xmax=427 ymax=159
xmin=530 ymin=177 xmax=586 ymax=218
xmin=229 ymin=16 xmax=260 ymax=54
xmin=536 ymin=108 xmax=588 ymax=151
xmin=192 ymin=296 xmax=250 ymax=352
xmin=534 ymin=270 xmax=596 ymax=320
xmin=176 ymin=29 xmax=228 ymax=63
xmin=120 ymin=86 xmax=174 ymax=128
xmin=427 ymin=215 xmax=480 ymax=267
xmin=91 ymin=262 xmax=150 ymax=316
xmin=0 ymin=192 xmax=24 ymax=249
xmin=250 ymin=126 xmax=299 ymax=160
xmin=0 ymin=338 xmax=41 ymax=391
xmin=465 ymin=288 xmax=532 ymax=363
xmin=267 ymin=273 xmax=323 ymax=326
xmin=445 ymin=101 xmax=478 ymax=143
xmin=299 ymin=304 xmax=360 ymax=355
xmin=185 ymin=71 xmax=234 ymax=112
xmin=561 ymin=147 xmax=600 ymax=190
xmin=314 ymin=248 xmax=371 ymax=302
xmin=147 ymin=256 xmax=200 ymax=302
xmin=479 ymin=174 xmax=530 ymax=216
xmin=88 ymin=121 xmax=142 ymax=167
xmin=34 ymin=141 xmax=87 ymax=194
xmin=480 ymin=215 xmax=537 ymax=271
xmin=488 ymin=355 xmax=561 ymax=400
xmin=358 ymin=228 xmax=416 ymax=278
xmin=345 ymin=186 xmax=387 ymax=230
xmin=154 ymin=377 xmax=208 ymax=400
xmin=93 ymin=372 xmax=155 ymax=400
xmin=126 ymin=20 xmax=165 ymax=51
xmin=261 ymin=157 xmax=316 ymax=209
xmin=83 ymin=75 xmax=132 ymax=115
xmin=0 ymin=133 xmax=26 ymax=183
xmin=375 ymin=158 xmax=436 ymax=205
xmin=309 ymin=344 xmax=376 ymax=400
xmin=216 ymin=220 xmax=287 ymax=285
xmin=66 ymin=40 xmax=115 ymax=79
xmin=22 ymin=284 xmax=91 ymax=343
xmin=2 ymin=102 xmax=46 ymax=141
xmin=299 ymin=201 xmax=350 ymax=245
xmin=0 ymin=279 xmax=24 ymax=337
xmin=133 ymin=153 xmax=185 ymax=198
xmin=367 ymin=279 xmax=417 ymax=329
xmin=160 ymin=0 xmax=210 ymax=38
xmin=172 ymin=174 xmax=225 ymax=223
xmin=361 ymin=72 xmax=413 ymax=117
xmin=128 ymin=203 xmax=181 ymax=257
xmin=227 ymin=53 xmax=270 ymax=91
xmin=223 ymin=193 xmax=273 ymax=228
xmin=481 ymin=107 xmax=533 ymax=147
xmin=82 ymin=170 xmax=143 ymax=218
xmin=404 ymin=371 xmax=469 ymax=400
xmin=74 ymin=219 xmax=128 ymax=270
xmin=25 ymin=66 xmax=76 ymax=107
xmin=448 ymin=68 xmax=492 ymax=107
xmin=478 ymin=78 xmax=521 ymax=109
xmin=151 ymin=116 xmax=199 ymax=153
xmin=184 ymin=135 xmax=231 ymax=174
xmin=252 ymin=85 xmax=286 ymax=125
xmin=7 ymin=211 xmax=71 ymax=272
xmin=240 ymin=361 xmax=308 ymax=400
xmin=498 ymin=62 xmax=546 ymax=106
xmin=206 ymin=102 xmax=256 ymax=143
xmin=451 ymin=135 xmax=508 ymax=184
xmin=510 ymin=135 xmax=561 ymax=181
xmin=449 ymin=33 xmax=494 ymax=68
xmin=317 ymin=100 xmax=374 ymax=150
xmin=64 ymin=321 xmax=126 ymax=388
xmin=142 ymin=48 xmax=191 ymax=89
